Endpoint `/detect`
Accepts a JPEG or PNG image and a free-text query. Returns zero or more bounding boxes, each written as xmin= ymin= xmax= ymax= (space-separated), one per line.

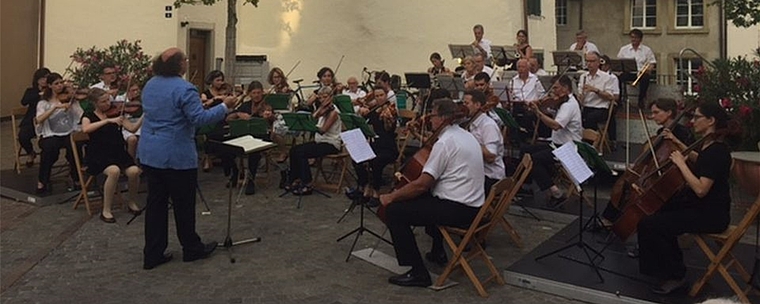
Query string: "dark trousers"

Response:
xmin=354 ymin=148 xmax=397 ymax=190
xmin=485 ymin=176 xmax=498 ymax=196
xmin=38 ymin=135 xmax=78 ymax=186
xmin=142 ymin=165 xmax=205 ymax=264
xmin=221 ymin=152 xmax=262 ymax=182
xmin=638 ymin=199 xmax=729 ymax=280
xmin=18 ymin=124 xmax=37 ymax=155
xmin=581 ymin=107 xmax=609 ymax=131
xmin=385 ymin=193 xmax=480 ymax=270
xmin=521 ymin=144 xmax=556 ymax=191
xmin=289 ymin=142 xmax=338 ymax=185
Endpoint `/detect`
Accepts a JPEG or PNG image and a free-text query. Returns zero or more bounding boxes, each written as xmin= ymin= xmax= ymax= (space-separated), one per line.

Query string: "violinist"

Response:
xmin=286 ymin=86 xmax=342 ymax=195
xmin=601 ymin=98 xmax=696 ymax=224
xmin=266 ymin=67 xmax=292 ymax=94
xmin=427 ymin=52 xmax=452 ymax=76
xmin=523 ymin=75 xmax=582 ymax=207
xmin=379 ymin=98 xmax=485 ymax=288
xmin=472 ymin=72 xmax=504 ymax=127
xmin=35 ymin=73 xmax=84 ymax=194
xmin=342 ymin=76 xmax=366 ymax=112
xmin=305 ymin=67 xmax=339 ymax=109
xmin=221 ymin=81 xmax=273 ymax=195
xmin=473 ymin=53 xmax=495 ymax=81
xmin=347 ymin=87 xmax=398 ymax=207
xmin=199 ymin=70 xmax=228 ymax=171
xmin=463 ymin=90 xmax=505 ymax=193
xmin=637 ymin=101 xmax=737 ymax=295
xmin=460 ymin=56 xmax=479 ymax=86
xmin=18 ymin=67 xmax=51 ymax=167
xmin=81 ymin=88 xmax=143 ymax=223
xmin=121 ymin=83 xmax=143 ymax=161
xmin=89 ymin=64 xmax=119 ymax=99
xmin=374 ymin=71 xmax=397 ymax=105
xmin=577 ymin=52 xmax=618 ymax=131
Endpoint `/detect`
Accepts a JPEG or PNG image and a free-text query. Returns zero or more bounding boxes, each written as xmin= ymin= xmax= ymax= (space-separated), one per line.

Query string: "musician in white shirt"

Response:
xmin=342 ymin=76 xmax=366 ymax=113
xmin=472 ymin=24 xmax=492 ymax=63
xmin=617 ymin=29 xmax=656 ymax=109
xmin=577 ymin=52 xmax=618 ymax=131
xmin=510 ymin=59 xmax=547 ymax=138
xmin=569 ymin=30 xmax=600 ymax=54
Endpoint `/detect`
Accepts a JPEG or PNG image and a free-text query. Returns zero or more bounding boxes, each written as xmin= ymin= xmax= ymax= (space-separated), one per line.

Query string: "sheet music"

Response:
xmin=223 ymin=135 xmax=277 ymax=154
xmin=340 ymin=128 xmax=376 ymax=163
xmin=552 ymin=141 xmax=593 ymax=185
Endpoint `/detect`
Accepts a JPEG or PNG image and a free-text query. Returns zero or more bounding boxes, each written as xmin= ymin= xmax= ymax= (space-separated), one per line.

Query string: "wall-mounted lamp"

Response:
xmin=180 ymin=21 xmax=190 ymax=27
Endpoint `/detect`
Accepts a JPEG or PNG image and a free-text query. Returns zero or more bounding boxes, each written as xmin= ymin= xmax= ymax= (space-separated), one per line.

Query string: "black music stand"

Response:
xmin=207 ymin=136 xmax=276 ymax=263
xmin=335 ymin=128 xmax=392 ymax=262
xmin=404 ymin=73 xmax=432 ymax=90
xmin=552 ymin=50 xmax=584 ymax=71
xmin=535 ymin=141 xmax=604 ymax=282
xmin=491 ymin=45 xmax=519 ymax=67
xmin=336 ymin=113 xmax=376 ymax=224
xmin=570 ymin=141 xmax=613 ymax=234
xmin=278 ymin=113 xmax=331 ymax=208
xmin=448 ymin=44 xmax=476 ymax=60
xmin=436 ymin=75 xmax=466 ymax=100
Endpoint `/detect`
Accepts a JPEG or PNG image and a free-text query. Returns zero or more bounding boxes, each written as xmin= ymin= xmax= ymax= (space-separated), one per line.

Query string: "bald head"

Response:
xmin=161 ymin=47 xmax=183 ymax=62
xmin=517 ymin=58 xmax=530 ymax=77
xmin=153 ymin=47 xmax=187 ymax=77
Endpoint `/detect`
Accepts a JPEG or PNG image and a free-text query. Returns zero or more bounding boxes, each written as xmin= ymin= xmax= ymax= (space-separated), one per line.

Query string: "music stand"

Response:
xmin=608 ymin=58 xmax=638 ymax=76
xmin=207 ymin=135 xmax=276 ymax=263
xmin=448 ymin=44 xmax=476 ymax=60
xmin=335 ymin=128 xmax=392 ymax=262
xmin=333 ymin=95 xmax=355 ymax=114
xmin=264 ymin=93 xmax=291 ymax=112
xmin=535 ymin=141 xmax=604 ymax=282
xmin=436 ymin=75 xmax=466 ymax=100
xmin=278 ymin=113 xmax=331 ymax=207
xmin=491 ymin=45 xmax=519 ymax=67
xmin=609 ymin=58 xmax=637 ymax=168
xmin=574 ymin=141 xmax=612 ymax=233
xmin=552 ymin=50 xmax=584 ymax=70
xmin=404 ymin=73 xmax=432 ymax=89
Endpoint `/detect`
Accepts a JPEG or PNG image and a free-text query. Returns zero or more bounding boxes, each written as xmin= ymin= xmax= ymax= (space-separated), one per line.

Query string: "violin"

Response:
xmin=533 ymin=94 xmax=569 ymax=118
xmin=104 ymin=101 xmax=142 ymax=118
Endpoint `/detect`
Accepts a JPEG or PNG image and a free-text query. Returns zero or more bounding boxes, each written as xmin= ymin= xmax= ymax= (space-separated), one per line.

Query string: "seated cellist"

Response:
xmin=601 ymin=98 xmax=695 ymax=223
xmin=637 ymin=101 xmax=738 ymax=295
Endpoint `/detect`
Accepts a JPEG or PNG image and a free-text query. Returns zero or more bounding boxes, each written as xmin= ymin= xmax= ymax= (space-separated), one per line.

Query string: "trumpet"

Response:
xmin=631 ymin=62 xmax=651 ymax=87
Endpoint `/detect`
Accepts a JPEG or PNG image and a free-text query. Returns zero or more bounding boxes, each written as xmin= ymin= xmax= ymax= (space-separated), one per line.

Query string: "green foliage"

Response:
xmin=719 ymin=0 xmax=760 ymax=27
xmin=173 ymin=0 xmax=258 ymax=8
xmin=689 ymin=48 xmax=760 ymax=151
xmin=67 ymin=40 xmax=152 ymax=90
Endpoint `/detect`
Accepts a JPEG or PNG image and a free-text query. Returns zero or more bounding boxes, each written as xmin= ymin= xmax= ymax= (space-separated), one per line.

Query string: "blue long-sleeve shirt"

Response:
xmin=138 ymin=76 xmax=227 ymax=170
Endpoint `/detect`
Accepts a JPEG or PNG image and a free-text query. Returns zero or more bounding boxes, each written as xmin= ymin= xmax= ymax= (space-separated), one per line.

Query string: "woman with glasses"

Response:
xmin=35 ymin=73 xmax=84 ymax=193
xmin=267 ymin=67 xmax=291 ymax=94
xmin=637 ymin=101 xmax=739 ymax=295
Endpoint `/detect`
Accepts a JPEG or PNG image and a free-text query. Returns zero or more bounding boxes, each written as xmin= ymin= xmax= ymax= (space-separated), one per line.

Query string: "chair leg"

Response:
xmin=499 ymin=216 xmax=523 ymax=248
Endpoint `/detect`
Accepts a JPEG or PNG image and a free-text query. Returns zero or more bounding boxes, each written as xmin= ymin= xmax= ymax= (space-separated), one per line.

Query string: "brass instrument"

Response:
xmin=631 ymin=62 xmax=651 ymax=87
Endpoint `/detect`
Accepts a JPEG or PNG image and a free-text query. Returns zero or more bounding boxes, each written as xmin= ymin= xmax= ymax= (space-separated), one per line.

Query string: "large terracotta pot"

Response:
xmin=732 ymin=152 xmax=760 ymax=197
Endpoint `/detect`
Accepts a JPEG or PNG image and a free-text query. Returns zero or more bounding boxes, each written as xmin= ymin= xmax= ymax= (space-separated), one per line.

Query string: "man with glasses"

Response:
xmin=577 ymin=51 xmax=617 ymax=132
xmin=617 ymin=29 xmax=656 ymax=109
xmin=341 ymin=76 xmax=366 ymax=112
xmin=90 ymin=65 xmax=119 ymax=100
xmin=380 ymin=98 xmax=485 ymax=288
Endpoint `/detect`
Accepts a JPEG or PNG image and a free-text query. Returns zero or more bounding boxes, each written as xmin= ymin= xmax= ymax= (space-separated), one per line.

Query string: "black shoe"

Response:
xmin=345 ymin=187 xmax=363 ymax=200
xmin=424 ymin=251 xmax=448 ymax=266
xmin=99 ymin=213 xmax=116 ymax=224
xmin=183 ymin=242 xmax=218 ymax=262
xmin=245 ymin=182 xmax=256 ymax=195
xmin=143 ymin=253 xmax=173 ymax=270
xmin=651 ymin=278 xmax=687 ymax=295
xmin=388 ymin=269 xmax=432 ymax=287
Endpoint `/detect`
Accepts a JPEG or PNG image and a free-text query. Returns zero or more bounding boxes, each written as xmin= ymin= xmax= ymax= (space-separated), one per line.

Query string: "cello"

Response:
xmin=612 ymin=132 xmax=709 ymax=240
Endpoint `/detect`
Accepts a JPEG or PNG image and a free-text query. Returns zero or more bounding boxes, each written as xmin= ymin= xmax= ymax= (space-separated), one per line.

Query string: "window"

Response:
xmin=528 ymin=0 xmax=541 ymax=16
xmin=676 ymin=58 xmax=703 ymax=95
xmin=675 ymin=0 xmax=704 ymax=28
xmin=631 ymin=0 xmax=657 ymax=29
xmin=556 ymin=0 xmax=567 ymax=26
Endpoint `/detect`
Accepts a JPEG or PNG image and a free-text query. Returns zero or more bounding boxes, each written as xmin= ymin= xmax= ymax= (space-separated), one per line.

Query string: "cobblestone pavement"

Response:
xmin=0 ymin=120 xmax=588 ymax=303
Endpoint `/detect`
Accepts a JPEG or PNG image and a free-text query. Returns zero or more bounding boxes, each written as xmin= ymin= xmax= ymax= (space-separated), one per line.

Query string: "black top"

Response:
xmin=20 ymin=87 xmax=42 ymax=127
xmin=82 ymin=112 xmax=134 ymax=175
xmin=686 ymin=142 xmax=732 ymax=213
xmin=366 ymin=107 xmax=397 ymax=153
xmin=657 ymin=123 xmax=695 ymax=147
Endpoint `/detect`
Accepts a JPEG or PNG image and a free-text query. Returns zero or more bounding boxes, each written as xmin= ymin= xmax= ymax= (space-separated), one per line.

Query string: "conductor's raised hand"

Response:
xmin=222 ymin=95 xmax=238 ymax=109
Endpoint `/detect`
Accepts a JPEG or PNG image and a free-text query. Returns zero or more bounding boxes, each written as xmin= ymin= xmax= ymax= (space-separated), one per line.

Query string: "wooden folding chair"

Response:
xmin=11 ymin=107 xmax=33 ymax=174
xmin=394 ymin=109 xmax=417 ymax=172
xmin=314 ymin=148 xmax=350 ymax=194
xmin=492 ymin=154 xmax=533 ymax=248
xmin=689 ymin=194 xmax=760 ymax=303
xmin=596 ymin=102 xmax=616 ymax=154
xmin=70 ymin=132 xmax=97 ymax=215
xmin=434 ymin=178 xmax=516 ymax=297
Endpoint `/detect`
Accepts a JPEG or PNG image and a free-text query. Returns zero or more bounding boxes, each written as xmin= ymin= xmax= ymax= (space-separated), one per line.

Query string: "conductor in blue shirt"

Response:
xmin=138 ymin=47 xmax=237 ymax=270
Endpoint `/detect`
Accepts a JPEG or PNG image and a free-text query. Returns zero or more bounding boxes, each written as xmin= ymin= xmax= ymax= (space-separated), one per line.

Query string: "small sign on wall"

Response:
xmin=165 ymin=5 xmax=172 ymax=18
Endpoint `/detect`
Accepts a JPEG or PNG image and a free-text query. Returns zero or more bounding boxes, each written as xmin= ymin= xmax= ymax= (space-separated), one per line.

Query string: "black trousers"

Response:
xmin=521 ymin=144 xmax=556 ymax=191
xmin=38 ymin=135 xmax=78 ymax=186
xmin=385 ymin=193 xmax=480 ymax=270
xmin=289 ymin=142 xmax=338 ymax=185
xmin=638 ymin=198 xmax=729 ymax=280
xmin=142 ymin=165 xmax=206 ymax=264
xmin=485 ymin=176 xmax=498 ymax=196
xmin=221 ymin=152 xmax=262 ymax=181
xmin=582 ymin=107 xmax=609 ymax=131
xmin=18 ymin=124 xmax=37 ymax=155
xmin=354 ymin=147 xmax=397 ymax=190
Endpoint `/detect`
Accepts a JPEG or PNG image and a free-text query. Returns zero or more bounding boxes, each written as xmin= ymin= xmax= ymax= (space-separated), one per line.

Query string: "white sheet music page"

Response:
xmin=340 ymin=128 xmax=376 ymax=163
xmin=552 ymin=141 xmax=593 ymax=186
xmin=223 ymin=135 xmax=277 ymax=153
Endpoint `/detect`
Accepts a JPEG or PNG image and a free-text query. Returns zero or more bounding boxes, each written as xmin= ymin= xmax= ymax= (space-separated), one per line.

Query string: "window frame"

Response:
xmin=556 ymin=0 xmax=568 ymax=26
xmin=630 ymin=0 xmax=658 ymax=30
xmin=674 ymin=57 xmax=703 ymax=96
xmin=674 ymin=0 xmax=704 ymax=29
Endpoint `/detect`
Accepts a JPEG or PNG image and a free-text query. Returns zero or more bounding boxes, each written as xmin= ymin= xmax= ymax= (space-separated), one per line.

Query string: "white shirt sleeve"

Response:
xmin=481 ymin=122 xmax=502 ymax=155
xmin=554 ymin=101 xmax=574 ymax=129
xmin=422 ymin=139 xmax=449 ymax=180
